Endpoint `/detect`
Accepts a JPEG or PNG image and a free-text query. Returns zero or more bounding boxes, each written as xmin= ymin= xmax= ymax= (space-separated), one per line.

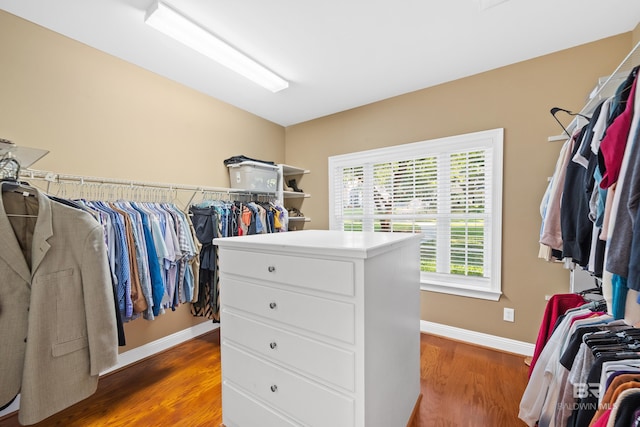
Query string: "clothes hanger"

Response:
xmin=0 ymin=157 xmax=22 ymax=182
xmin=550 ymin=107 xmax=591 ymax=121
xmin=579 ymin=286 xmax=603 ymax=298
xmin=550 ymin=107 xmax=591 ymax=137
xmin=1 ymin=179 xmax=39 ymax=218
xmin=0 ymin=157 xmax=35 ymax=193
xmin=0 ymin=157 xmax=39 ymax=217
xmin=579 ymin=276 xmax=604 ymax=299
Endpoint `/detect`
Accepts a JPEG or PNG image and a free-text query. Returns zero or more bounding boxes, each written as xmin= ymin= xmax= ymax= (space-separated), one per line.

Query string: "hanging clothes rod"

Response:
xmin=19 ymin=168 xmax=276 ymax=206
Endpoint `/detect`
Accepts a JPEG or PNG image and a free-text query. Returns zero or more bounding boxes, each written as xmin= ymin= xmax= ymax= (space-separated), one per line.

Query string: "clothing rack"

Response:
xmin=548 ymin=39 xmax=640 ymax=141
xmin=19 ymin=168 xmax=277 ymax=208
xmin=542 ymin=41 xmax=640 ymax=314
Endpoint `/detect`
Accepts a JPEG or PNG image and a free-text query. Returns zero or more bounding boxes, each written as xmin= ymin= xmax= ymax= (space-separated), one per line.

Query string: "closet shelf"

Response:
xmin=283 ymin=190 xmax=310 ymax=199
xmin=548 ymin=134 xmax=570 ymax=142
xmin=276 ymin=163 xmax=311 ymax=231
xmin=281 ymin=164 xmax=310 ymax=176
xmin=288 ymin=217 xmax=311 ymax=222
xmin=549 ymin=39 xmax=640 ymax=140
xmin=20 ymin=168 xmax=276 ymax=196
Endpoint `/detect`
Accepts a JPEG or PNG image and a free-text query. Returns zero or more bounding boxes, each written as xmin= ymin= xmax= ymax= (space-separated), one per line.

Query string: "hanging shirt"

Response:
xmin=130 ymin=203 xmax=166 ymax=317
xmin=117 ymin=202 xmax=154 ymax=320
xmin=599 ymin=69 xmax=639 ymax=189
xmin=92 ymin=201 xmax=132 ymax=319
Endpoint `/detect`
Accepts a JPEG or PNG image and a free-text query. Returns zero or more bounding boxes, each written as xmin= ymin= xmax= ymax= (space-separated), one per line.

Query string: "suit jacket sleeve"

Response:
xmin=82 ymin=224 xmax=119 ymax=376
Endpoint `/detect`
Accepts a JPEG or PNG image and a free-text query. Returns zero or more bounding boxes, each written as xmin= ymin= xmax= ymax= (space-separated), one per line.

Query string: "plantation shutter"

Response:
xmin=329 ymin=129 xmax=502 ymax=300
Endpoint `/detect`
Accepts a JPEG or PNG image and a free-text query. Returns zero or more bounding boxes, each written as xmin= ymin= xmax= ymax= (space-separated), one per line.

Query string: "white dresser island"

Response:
xmin=214 ymin=230 xmax=422 ymax=427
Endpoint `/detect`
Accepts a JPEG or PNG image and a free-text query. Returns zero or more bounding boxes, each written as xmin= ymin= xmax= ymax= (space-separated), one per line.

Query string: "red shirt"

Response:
xmin=528 ymin=293 xmax=586 ymax=377
xmin=600 ymin=74 xmax=638 ymax=189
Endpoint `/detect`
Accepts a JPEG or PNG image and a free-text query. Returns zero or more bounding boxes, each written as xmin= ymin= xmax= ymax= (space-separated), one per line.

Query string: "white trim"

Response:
xmin=103 ymin=321 xmax=220 ymax=375
xmin=490 ymin=129 xmax=504 ymax=296
xmin=420 ymin=320 xmax=534 ymax=356
xmin=329 ymin=128 xmax=501 ymax=164
xmin=0 ymin=322 xmax=220 ymax=418
xmin=421 ymin=282 xmax=502 ymax=301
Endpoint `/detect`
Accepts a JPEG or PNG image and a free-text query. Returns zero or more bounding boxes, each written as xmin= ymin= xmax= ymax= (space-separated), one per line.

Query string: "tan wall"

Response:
xmin=285 ymin=34 xmax=633 ymax=344
xmin=0 ymin=10 xmax=285 ymax=352
xmin=633 ymin=22 xmax=640 ymax=45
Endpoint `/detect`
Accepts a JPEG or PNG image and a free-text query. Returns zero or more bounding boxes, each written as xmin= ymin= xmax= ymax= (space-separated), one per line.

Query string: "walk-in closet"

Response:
xmin=1 ymin=2 xmax=640 ymax=426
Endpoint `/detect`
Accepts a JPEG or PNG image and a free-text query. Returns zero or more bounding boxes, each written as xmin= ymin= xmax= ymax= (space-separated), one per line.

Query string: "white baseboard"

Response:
xmin=0 ymin=321 xmax=220 ymax=418
xmin=103 ymin=321 xmax=220 ymax=375
xmin=421 ymin=320 xmax=535 ymax=356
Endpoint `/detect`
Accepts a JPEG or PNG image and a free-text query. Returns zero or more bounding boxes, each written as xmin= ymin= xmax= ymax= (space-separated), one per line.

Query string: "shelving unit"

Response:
xmin=277 ymin=164 xmax=311 ymax=230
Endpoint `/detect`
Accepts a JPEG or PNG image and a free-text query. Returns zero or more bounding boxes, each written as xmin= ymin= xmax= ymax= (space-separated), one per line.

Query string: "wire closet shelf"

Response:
xmin=18 ymin=168 xmax=277 ymax=208
xmin=550 ymin=39 xmax=640 ymax=141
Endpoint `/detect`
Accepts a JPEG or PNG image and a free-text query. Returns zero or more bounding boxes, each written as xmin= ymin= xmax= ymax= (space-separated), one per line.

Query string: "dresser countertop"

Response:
xmin=213 ymin=230 xmax=422 ymax=259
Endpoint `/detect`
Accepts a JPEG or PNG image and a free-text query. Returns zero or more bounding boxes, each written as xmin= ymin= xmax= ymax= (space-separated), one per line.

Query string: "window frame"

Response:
xmin=328 ymin=128 xmax=503 ymax=301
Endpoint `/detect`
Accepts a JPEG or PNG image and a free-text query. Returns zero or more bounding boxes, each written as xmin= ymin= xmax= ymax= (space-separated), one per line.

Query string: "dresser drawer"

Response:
xmin=223 ymin=343 xmax=355 ymax=427
xmin=219 ymin=249 xmax=354 ymax=296
xmin=223 ymin=380 xmax=300 ymax=427
xmin=223 ymin=310 xmax=355 ymax=391
xmin=222 ymin=278 xmax=355 ymax=343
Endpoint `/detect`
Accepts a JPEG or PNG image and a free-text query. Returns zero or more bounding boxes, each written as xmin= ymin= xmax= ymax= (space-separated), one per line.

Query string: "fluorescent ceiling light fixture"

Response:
xmin=145 ymin=0 xmax=289 ymax=92
xmin=476 ymin=0 xmax=510 ymax=11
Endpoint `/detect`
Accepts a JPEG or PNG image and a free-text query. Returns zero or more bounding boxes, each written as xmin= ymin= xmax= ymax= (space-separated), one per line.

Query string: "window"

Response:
xmin=329 ymin=129 xmax=503 ymax=300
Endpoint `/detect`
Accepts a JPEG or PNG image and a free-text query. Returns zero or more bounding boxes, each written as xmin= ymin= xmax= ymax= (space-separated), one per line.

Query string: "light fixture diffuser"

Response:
xmin=145 ymin=1 xmax=289 ymax=92
xmin=476 ymin=0 xmax=510 ymax=11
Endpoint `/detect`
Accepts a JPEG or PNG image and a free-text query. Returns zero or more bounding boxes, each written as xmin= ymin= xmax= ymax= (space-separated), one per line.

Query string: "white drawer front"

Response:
xmin=223 ymin=343 xmax=355 ymax=427
xmin=222 ymin=278 xmax=355 ymax=343
xmin=223 ymin=310 xmax=355 ymax=391
xmin=223 ymin=381 xmax=300 ymax=427
xmin=219 ymin=249 xmax=355 ymax=296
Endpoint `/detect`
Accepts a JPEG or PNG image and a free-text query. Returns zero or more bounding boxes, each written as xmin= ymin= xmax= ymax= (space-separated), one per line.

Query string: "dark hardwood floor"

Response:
xmin=417 ymin=334 xmax=529 ymax=426
xmin=0 ymin=331 xmax=529 ymax=427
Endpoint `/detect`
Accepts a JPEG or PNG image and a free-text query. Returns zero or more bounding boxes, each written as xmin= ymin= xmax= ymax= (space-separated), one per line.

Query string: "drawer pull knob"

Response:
xmin=269 ymin=302 xmax=277 ymax=309
xmin=268 ymin=265 xmax=276 ymax=272
xmin=270 ymin=385 xmax=278 ymax=392
xmin=269 ymin=342 xmax=277 ymax=349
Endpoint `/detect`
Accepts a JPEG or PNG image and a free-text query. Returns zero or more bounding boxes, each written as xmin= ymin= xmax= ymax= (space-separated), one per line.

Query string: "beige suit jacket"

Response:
xmin=0 ymin=188 xmax=118 ymax=425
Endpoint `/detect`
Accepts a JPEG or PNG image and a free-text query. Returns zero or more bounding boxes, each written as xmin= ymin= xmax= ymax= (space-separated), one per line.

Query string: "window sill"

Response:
xmin=420 ymin=282 xmax=502 ymax=301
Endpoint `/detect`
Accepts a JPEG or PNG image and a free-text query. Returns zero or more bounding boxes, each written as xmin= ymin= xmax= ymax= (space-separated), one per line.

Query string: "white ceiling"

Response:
xmin=1 ymin=0 xmax=640 ymax=126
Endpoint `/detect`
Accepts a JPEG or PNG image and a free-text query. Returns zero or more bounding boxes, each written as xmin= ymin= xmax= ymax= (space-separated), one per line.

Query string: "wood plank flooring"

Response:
xmin=417 ymin=334 xmax=529 ymax=426
xmin=0 ymin=331 xmax=529 ymax=427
